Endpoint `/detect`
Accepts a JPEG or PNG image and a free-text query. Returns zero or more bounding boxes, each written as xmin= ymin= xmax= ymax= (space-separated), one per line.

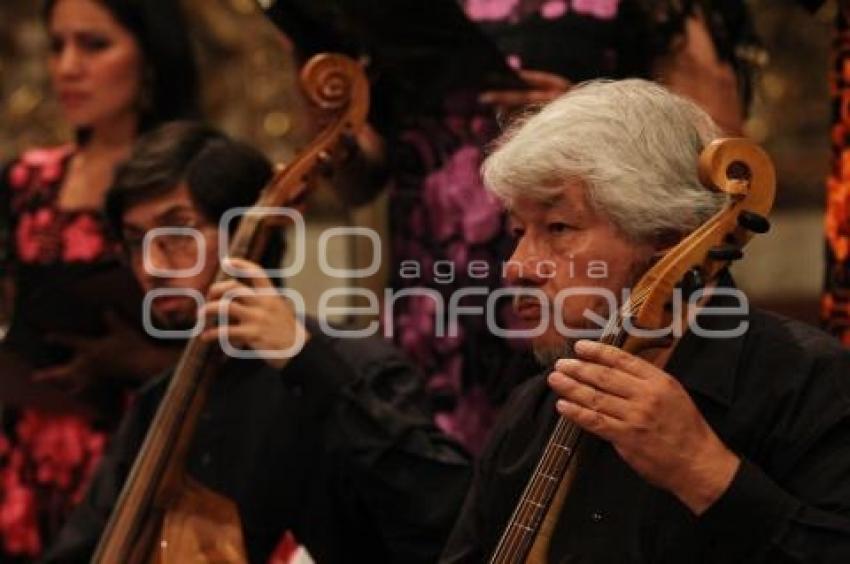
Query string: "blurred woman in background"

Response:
xmin=0 ymin=0 xmax=199 ymax=558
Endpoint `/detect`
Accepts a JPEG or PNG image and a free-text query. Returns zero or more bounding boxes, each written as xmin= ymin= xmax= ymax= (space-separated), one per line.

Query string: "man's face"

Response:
xmin=505 ymin=183 xmax=656 ymax=365
xmin=122 ymin=183 xmax=220 ymax=330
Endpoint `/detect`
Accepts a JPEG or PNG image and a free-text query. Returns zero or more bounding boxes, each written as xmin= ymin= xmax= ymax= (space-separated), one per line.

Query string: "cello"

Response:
xmin=489 ymin=138 xmax=776 ymax=563
xmin=92 ymin=53 xmax=369 ymax=564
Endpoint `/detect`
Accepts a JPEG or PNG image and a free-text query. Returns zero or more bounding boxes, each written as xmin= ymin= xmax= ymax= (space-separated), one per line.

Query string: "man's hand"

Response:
xmin=200 ymin=257 xmax=309 ymax=370
xmin=548 ymin=339 xmax=740 ymax=515
xmin=32 ymin=311 xmax=178 ymax=394
xmin=479 ymin=69 xmax=571 ymax=113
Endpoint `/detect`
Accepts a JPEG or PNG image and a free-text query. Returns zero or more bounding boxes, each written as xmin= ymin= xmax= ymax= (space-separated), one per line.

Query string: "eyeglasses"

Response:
xmin=124 ymin=221 xmax=217 ymax=265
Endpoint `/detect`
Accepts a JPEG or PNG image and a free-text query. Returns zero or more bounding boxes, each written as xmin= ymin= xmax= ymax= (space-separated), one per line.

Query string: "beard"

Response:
xmin=151 ymin=307 xmax=197 ymax=333
xmin=532 ymin=338 xmax=575 ymax=369
xmin=527 ymin=254 xmax=655 ymax=369
xmin=161 ymin=315 xmax=195 ymax=332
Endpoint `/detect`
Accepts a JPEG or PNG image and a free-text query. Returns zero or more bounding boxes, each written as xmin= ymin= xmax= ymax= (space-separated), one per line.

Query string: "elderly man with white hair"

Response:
xmin=440 ymin=79 xmax=850 ymax=563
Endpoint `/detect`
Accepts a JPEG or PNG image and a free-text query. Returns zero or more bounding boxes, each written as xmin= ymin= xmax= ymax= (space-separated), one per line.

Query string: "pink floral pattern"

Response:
xmin=424 ymin=146 xmax=502 ymax=245
xmin=10 ymin=147 xmax=72 ymax=193
xmin=573 ymin=0 xmax=619 ymax=20
xmin=541 ymin=0 xmax=568 ymax=19
xmin=5 ymin=146 xmax=118 ymax=268
xmin=0 ymin=413 xmax=106 ymax=557
xmin=1 ymin=146 xmax=120 ymax=559
xmin=465 ymin=0 xmax=521 ymax=22
xmin=62 ymin=215 xmax=106 ymax=262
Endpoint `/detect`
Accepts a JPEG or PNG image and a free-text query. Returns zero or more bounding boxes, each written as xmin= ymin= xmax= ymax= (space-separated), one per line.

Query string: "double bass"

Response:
xmin=93 ymin=53 xmax=369 ymax=563
xmin=489 ymin=138 xmax=776 ymax=563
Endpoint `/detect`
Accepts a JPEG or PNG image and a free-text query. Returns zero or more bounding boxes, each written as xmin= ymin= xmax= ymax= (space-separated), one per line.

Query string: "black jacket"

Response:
xmin=442 ymin=304 xmax=850 ymax=563
xmin=43 ymin=326 xmax=471 ymax=563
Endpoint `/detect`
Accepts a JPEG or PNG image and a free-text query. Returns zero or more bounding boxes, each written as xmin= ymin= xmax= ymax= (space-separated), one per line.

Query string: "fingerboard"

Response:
xmin=489 ymin=322 xmax=627 ymax=564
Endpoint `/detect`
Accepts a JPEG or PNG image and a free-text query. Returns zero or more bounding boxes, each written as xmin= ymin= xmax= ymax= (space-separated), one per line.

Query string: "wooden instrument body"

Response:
xmin=113 ymin=477 xmax=247 ymax=564
xmin=92 ymin=54 xmax=369 ymax=564
xmin=154 ymin=478 xmax=248 ymax=564
xmin=491 ymin=138 xmax=776 ymax=564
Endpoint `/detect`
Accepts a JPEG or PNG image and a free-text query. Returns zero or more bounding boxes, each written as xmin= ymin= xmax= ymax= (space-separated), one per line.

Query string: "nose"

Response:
xmin=54 ymin=44 xmax=84 ymax=79
xmin=136 ymin=243 xmax=181 ymax=296
xmin=142 ymin=240 xmax=176 ymax=276
xmin=504 ymin=235 xmax=550 ymax=287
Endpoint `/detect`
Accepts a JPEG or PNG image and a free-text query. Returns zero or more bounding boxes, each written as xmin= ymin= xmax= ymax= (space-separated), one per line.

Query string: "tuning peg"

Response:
xmin=680 ymin=267 xmax=705 ymax=298
xmin=737 ymin=211 xmax=770 ymax=234
xmin=339 ymin=131 xmax=358 ymax=152
xmin=316 ymin=150 xmax=335 ymax=176
xmin=708 ymin=244 xmax=743 ymax=261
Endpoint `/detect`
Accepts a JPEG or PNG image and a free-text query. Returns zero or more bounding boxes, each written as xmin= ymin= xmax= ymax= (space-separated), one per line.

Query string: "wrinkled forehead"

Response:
xmin=505 ymin=182 xmax=594 ymax=218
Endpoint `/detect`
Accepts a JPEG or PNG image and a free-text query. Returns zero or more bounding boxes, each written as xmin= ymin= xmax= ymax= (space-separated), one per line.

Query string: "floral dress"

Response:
xmin=0 ymin=146 xmax=120 ymax=560
xmin=386 ymin=0 xmax=637 ymax=453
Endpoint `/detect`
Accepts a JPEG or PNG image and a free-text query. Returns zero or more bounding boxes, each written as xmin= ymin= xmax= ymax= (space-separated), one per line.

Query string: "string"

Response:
xmin=492 ymin=288 xmax=651 ymax=562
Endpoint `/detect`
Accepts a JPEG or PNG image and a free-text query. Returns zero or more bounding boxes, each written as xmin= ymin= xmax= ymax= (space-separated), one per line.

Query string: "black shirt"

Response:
xmin=441 ymin=305 xmax=850 ymax=563
xmin=42 ymin=327 xmax=471 ymax=563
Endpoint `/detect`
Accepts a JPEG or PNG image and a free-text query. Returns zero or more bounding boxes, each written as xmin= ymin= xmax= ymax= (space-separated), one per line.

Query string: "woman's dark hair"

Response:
xmin=44 ymin=0 xmax=200 ymax=135
xmin=106 ymin=121 xmax=273 ymax=233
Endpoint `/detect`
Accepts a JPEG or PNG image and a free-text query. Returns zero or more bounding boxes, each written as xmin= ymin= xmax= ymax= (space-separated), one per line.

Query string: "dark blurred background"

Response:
xmin=0 ymin=0 xmax=839 ymax=323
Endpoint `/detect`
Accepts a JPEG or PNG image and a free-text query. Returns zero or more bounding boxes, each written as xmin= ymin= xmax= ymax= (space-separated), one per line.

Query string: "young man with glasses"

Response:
xmin=43 ymin=121 xmax=471 ymax=563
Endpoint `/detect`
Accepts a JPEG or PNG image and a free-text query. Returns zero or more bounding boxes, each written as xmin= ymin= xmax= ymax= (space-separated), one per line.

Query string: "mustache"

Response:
xmin=513 ymin=295 xmax=541 ymax=308
xmin=512 ymin=293 xmax=556 ymax=314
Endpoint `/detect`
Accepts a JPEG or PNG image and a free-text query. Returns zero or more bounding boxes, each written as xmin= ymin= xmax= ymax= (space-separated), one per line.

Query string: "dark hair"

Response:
xmin=44 ymin=0 xmax=200 ymax=135
xmin=108 ymin=120 xmax=286 ymax=272
xmin=106 ymin=121 xmax=273 ymax=235
xmin=106 ymin=121 xmax=283 ymax=270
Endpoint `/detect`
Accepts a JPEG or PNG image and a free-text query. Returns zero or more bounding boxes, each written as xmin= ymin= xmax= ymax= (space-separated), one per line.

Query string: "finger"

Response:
xmin=207 ymin=281 xmax=270 ymax=310
xmin=554 ymin=358 xmax=639 ymax=399
xmin=207 ymin=280 xmax=245 ymax=301
xmin=548 ymin=371 xmax=631 ymax=420
xmin=224 ymin=257 xmax=275 ymax=290
xmin=478 ymin=90 xmax=554 ymax=108
xmin=199 ymin=323 xmax=250 ymax=345
xmin=201 ymin=324 xmax=259 ymax=350
xmin=573 ymin=340 xmax=656 ymax=380
xmin=199 ymin=326 xmax=248 ymax=346
xmin=199 ymin=327 xmax=221 ymax=343
xmin=32 ymin=363 xmax=77 ymax=383
xmin=217 ymin=284 xmax=271 ymax=311
xmin=218 ymin=324 xmax=260 ymax=342
xmin=478 ymin=91 xmax=532 ymax=107
xmin=555 ymin=399 xmax=625 ymax=443
xmin=523 ymin=90 xmax=564 ymax=103
xmin=200 ymin=299 xmax=259 ymax=326
xmin=44 ymin=369 xmax=88 ymax=396
xmin=518 ymin=69 xmax=571 ymax=90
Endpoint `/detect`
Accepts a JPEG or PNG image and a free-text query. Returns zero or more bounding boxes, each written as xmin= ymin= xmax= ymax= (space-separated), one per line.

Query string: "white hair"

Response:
xmin=482 ymin=79 xmax=727 ymax=243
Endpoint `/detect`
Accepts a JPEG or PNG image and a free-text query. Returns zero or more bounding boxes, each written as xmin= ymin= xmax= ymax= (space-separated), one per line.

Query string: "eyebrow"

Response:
xmin=48 ymin=27 xmax=114 ymax=39
xmin=541 ymin=196 xmax=566 ymax=210
xmin=123 ymin=205 xmax=198 ymax=233
xmin=156 ymin=205 xmax=198 ymax=224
